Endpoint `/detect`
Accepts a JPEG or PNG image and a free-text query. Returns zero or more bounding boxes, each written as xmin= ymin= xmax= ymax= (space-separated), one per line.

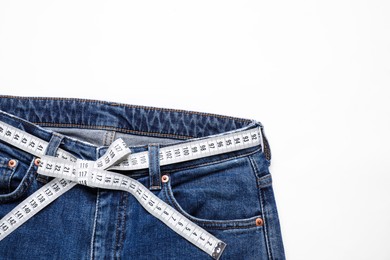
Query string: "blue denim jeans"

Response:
xmin=0 ymin=96 xmax=285 ymax=259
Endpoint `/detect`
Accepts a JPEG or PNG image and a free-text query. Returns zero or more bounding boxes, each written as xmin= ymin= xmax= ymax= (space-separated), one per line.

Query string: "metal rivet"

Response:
xmin=8 ymin=159 xmax=17 ymax=168
xmin=161 ymin=175 xmax=169 ymax=183
xmin=34 ymin=158 xmax=41 ymax=167
xmin=255 ymin=218 xmax=264 ymax=226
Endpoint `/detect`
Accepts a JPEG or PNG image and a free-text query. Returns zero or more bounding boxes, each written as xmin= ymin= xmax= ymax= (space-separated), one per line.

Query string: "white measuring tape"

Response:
xmin=110 ymin=128 xmax=263 ymax=171
xmin=0 ymin=121 xmax=263 ymax=259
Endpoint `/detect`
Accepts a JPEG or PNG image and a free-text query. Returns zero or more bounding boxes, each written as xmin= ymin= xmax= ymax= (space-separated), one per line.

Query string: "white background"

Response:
xmin=1 ymin=1 xmax=389 ymax=259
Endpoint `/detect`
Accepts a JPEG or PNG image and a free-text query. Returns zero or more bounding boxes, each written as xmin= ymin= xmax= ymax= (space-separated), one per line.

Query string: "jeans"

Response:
xmin=0 ymin=95 xmax=285 ymax=259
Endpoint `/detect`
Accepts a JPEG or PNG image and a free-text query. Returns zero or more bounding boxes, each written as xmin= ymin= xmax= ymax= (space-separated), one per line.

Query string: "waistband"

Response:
xmin=0 ymin=95 xmax=262 ymax=139
xmin=0 ymin=95 xmax=269 ymax=173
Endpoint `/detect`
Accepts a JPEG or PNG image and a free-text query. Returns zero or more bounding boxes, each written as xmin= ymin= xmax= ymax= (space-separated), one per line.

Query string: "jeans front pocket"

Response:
xmin=159 ymin=154 xmax=265 ymax=230
xmin=0 ymin=144 xmax=37 ymax=204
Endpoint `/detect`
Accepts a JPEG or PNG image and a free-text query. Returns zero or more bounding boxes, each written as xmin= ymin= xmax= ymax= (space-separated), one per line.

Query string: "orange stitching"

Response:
xmin=0 ymin=95 xmax=252 ymax=123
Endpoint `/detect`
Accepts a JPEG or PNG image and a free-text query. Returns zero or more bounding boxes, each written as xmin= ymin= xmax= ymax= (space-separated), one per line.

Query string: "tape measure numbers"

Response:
xmin=110 ymin=128 xmax=263 ymax=171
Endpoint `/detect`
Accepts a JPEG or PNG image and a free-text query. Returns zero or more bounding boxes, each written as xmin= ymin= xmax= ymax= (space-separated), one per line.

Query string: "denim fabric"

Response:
xmin=0 ymin=95 xmax=285 ymax=259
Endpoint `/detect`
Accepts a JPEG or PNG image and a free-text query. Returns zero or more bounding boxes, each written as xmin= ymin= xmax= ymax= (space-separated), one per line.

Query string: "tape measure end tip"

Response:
xmin=211 ymin=242 xmax=227 ymax=260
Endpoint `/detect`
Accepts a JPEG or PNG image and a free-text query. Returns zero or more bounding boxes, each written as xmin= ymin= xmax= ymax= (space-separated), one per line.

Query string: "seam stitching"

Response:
xmin=0 ymin=95 xmax=252 ymax=123
xmin=114 ymin=191 xmax=122 ymax=258
xmin=249 ymin=155 xmax=273 ymax=260
xmin=103 ymin=131 xmax=109 ymax=147
xmin=261 ymin=188 xmax=273 ymax=260
xmin=109 ymin=131 xmax=116 ymax=145
xmin=118 ymin=191 xmax=128 ymax=256
xmin=6 ymin=161 xmax=17 ymax=194
xmin=90 ymin=188 xmax=100 ymax=260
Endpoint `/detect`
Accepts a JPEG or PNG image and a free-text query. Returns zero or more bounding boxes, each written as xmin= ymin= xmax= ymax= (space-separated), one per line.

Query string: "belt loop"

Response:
xmin=45 ymin=133 xmax=64 ymax=157
xmin=148 ymin=143 xmax=161 ymax=190
xmin=259 ymin=126 xmax=272 ymax=162
xmin=36 ymin=133 xmax=64 ymax=183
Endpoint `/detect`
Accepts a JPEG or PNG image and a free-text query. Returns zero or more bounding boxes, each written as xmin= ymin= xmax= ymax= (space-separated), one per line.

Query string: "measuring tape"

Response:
xmin=0 ymin=121 xmax=263 ymax=259
xmin=110 ymin=128 xmax=263 ymax=171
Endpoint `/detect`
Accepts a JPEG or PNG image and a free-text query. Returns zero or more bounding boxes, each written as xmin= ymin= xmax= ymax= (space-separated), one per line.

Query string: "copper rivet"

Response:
xmin=161 ymin=175 xmax=169 ymax=183
xmin=34 ymin=158 xmax=41 ymax=166
xmin=8 ymin=159 xmax=17 ymax=168
xmin=255 ymin=218 xmax=264 ymax=226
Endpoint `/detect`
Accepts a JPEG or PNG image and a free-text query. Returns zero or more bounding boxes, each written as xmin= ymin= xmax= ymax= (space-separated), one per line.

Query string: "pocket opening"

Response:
xmin=0 ymin=158 xmax=37 ymax=204
xmin=161 ymin=180 xmax=263 ymax=230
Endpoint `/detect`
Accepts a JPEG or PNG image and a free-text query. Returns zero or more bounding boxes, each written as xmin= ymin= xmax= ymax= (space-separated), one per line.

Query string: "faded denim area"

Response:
xmin=0 ymin=95 xmax=285 ymax=260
